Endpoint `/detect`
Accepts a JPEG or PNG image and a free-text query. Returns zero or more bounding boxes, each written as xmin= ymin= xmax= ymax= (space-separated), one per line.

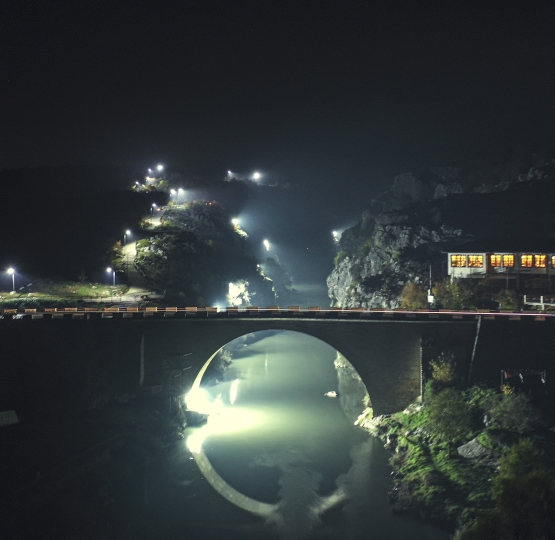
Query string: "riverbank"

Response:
xmin=355 ymin=383 xmax=555 ymax=536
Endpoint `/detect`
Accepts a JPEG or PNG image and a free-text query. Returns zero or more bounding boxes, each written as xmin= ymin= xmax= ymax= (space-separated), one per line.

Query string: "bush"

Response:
xmin=400 ymin=282 xmax=428 ymax=309
xmin=430 ymin=353 xmax=457 ymax=384
xmin=488 ymin=393 xmax=542 ymax=434
xmin=334 ymin=251 xmax=347 ymax=266
xmin=426 ymin=388 xmax=472 ymax=454
xmin=433 ymin=278 xmax=475 ymax=310
xmin=359 ymin=238 xmax=373 ymax=257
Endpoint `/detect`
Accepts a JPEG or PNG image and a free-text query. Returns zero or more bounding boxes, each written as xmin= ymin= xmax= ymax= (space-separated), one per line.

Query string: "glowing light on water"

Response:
xmin=185 ymin=387 xmax=213 ymax=415
xmin=186 ymin=431 xmax=206 ymax=453
xmin=229 ymin=379 xmax=239 ymax=405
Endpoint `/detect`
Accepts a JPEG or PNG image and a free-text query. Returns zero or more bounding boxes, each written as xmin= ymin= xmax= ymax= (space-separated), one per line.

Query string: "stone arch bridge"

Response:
xmin=1 ymin=311 xmax=553 ymax=416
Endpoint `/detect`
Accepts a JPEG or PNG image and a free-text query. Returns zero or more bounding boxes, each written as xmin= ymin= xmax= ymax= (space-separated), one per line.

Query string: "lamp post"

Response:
xmin=151 ymin=203 xmax=157 ymax=217
xmin=124 ymin=230 xmax=131 ymax=245
xmin=106 ymin=267 xmax=115 ymax=287
xmin=7 ymin=267 xmax=15 ymax=292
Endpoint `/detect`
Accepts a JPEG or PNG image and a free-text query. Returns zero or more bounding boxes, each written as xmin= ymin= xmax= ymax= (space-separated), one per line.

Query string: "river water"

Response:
xmin=183 ymin=330 xmax=451 ymax=540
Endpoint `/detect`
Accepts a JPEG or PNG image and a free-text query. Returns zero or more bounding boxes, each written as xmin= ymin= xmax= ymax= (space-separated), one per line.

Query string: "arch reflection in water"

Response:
xmin=185 ymin=330 xmax=368 ymax=536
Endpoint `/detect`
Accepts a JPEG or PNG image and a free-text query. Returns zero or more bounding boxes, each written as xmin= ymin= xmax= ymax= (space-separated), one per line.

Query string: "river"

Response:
xmin=182 ymin=330 xmax=451 ymax=540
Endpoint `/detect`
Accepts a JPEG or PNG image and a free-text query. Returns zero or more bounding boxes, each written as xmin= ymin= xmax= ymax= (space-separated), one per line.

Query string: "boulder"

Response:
xmin=457 ymin=437 xmax=491 ymax=459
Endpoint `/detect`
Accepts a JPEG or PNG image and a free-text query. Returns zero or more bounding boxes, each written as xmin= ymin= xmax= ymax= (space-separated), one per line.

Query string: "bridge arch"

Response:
xmin=143 ymin=318 xmax=442 ymax=415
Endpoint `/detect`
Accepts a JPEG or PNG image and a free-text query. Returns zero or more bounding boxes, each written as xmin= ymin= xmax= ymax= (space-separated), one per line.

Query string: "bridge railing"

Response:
xmin=0 ymin=305 xmax=551 ymax=322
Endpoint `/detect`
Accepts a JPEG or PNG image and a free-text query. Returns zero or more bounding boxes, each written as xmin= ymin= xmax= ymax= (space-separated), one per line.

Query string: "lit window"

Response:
xmin=468 ymin=255 xmax=484 ymax=268
xmin=521 ymin=254 xmax=533 ymax=268
xmin=503 ymin=254 xmax=514 ymax=267
xmin=490 ymin=254 xmax=501 ymax=267
xmin=552 ymin=256 xmax=555 ymax=268
xmin=451 ymin=255 xmax=466 ymax=267
xmin=534 ymin=255 xmax=546 ymax=268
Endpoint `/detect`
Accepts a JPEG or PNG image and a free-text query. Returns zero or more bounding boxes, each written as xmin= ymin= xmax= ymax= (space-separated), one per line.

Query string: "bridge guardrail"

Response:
xmin=2 ymin=305 xmax=555 ymax=322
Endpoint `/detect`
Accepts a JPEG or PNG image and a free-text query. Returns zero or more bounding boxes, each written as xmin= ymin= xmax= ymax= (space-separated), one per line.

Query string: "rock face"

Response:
xmin=327 ymin=153 xmax=555 ymax=308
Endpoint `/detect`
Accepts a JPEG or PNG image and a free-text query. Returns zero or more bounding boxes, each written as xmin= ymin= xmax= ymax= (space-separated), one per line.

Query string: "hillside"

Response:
xmin=327 ymin=154 xmax=555 ymax=308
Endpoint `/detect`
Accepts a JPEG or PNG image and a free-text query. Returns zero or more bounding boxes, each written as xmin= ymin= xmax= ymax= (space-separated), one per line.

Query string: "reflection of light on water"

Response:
xmin=186 ymin=406 xmax=263 ymax=454
xmin=229 ymin=379 xmax=239 ymax=405
xmin=185 ymin=387 xmax=211 ymax=414
xmin=207 ymin=407 xmax=260 ymax=434
xmin=186 ymin=431 xmax=206 ymax=454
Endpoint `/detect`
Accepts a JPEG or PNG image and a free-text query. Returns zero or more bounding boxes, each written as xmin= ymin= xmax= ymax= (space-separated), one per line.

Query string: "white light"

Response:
xmin=253 ymin=172 xmax=261 ymax=180
xmin=106 ymin=267 xmax=112 ymax=273
xmin=152 ymin=203 xmax=157 ymax=207
xmin=148 ymin=169 xmax=152 ymax=173
xmin=157 ymin=164 xmax=164 ymax=171
xmin=185 ymin=388 xmax=213 ymax=415
xmin=231 ymin=218 xmax=239 ymax=225
xmin=332 ymin=231 xmax=338 ymax=237
xmin=186 ymin=431 xmax=206 ymax=454
xmin=7 ymin=267 xmax=14 ymax=275
xmin=170 ymin=189 xmax=176 ymax=194
xmin=136 ymin=181 xmax=140 ymax=185
xmin=178 ymin=188 xmax=184 ymax=192
xmin=230 ymin=379 xmax=239 ymax=405
xmin=263 ymin=239 xmax=270 ymax=251
xmin=125 ymin=229 xmax=131 ymax=235
xmin=227 ymin=170 xmax=232 ymax=175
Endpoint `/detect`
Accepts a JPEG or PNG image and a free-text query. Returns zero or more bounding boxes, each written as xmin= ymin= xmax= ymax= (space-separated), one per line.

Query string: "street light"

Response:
xmin=232 ymin=218 xmax=239 ymax=226
xmin=332 ymin=231 xmax=338 ymax=242
xmin=106 ymin=267 xmax=115 ymax=287
xmin=124 ymin=230 xmax=131 ymax=245
xmin=253 ymin=172 xmax=261 ymax=180
xmin=151 ymin=203 xmax=157 ymax=216
xmin=157 ymin=164 xmax=164 ymax=172
xmin=6 ymin=267 xmax=15 ymax=292
xmin=263 ymin=239 xmax=270 ymax=251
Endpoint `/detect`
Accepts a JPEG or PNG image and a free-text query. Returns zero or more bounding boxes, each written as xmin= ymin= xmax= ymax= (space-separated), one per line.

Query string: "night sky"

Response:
xmin=2 ymin=1 xmax=555 ymax=195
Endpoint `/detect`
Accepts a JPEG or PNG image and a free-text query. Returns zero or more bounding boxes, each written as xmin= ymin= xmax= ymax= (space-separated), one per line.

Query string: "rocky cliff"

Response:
xmin=327 ymin=153 xmax=555 ymax=308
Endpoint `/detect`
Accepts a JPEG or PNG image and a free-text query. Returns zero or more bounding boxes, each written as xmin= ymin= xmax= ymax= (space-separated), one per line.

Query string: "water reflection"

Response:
xmin=185 ymin=330 xmax=449 ymax=540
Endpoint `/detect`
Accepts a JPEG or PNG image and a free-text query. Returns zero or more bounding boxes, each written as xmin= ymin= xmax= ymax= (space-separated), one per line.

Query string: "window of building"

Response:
xmin=552 ymin=255 xmax=555 ymax=268
xmin=490 ymin=254 xmax=501 ymax=267
xmin=521 ymin=254 xmax=533 ymax=268
xmin=503 ymin=254 xmax=515 ymax=267
xmin=534 ymin=255 xmax=546 ymax=268
xmin=468 ymin=255 xmax=484 ymax=268
xmin=451 ymin=255 xmax=466 ymax=267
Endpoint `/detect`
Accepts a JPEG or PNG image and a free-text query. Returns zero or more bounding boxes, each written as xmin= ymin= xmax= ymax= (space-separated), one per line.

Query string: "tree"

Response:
xmin=459 ymin=441 xmax=555 ymax=540
xmin=432 ymin=278 xmax=475 ymax=310
xmin=400 ymin=281 xmax=427 ymax=309
xmin=488 ymin=392 xmax=542 ymax=434
xmin=426 ymin=388 xmax=471 ymax=455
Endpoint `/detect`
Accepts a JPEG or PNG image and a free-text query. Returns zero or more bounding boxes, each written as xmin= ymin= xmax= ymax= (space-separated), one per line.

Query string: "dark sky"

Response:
xmin=2 ymin=1 xmax=555 ymax=195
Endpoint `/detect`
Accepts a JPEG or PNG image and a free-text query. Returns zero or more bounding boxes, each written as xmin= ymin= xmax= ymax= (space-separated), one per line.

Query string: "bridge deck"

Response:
xmin=0 ymin=306 xmax=550 ymax=322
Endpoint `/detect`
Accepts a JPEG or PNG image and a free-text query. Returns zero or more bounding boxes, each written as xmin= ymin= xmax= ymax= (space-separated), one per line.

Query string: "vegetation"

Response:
xmin=360 ymin=353 xmax=554 ymax=535
xmin=495 ymin=289 xmax=519 ymax=311
xmin=358 ymin=238 xmax=373 ymax=257
xmin=458 ymin=440 xmax=555 ymax=539
xmin=400 ymin=281 xmax=428 ymax=309
xmin=432 ymin=278 xmax=475 ymax=310
xmin=334 ymin=250 xmax=348 ymax=266
xmin=429 ymin=354 xmax=457 ymax=384
xmin=426 ymin=388 xmax=472 ymax=455
xmin=134 ymin=203 xmax=274 ymax=305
